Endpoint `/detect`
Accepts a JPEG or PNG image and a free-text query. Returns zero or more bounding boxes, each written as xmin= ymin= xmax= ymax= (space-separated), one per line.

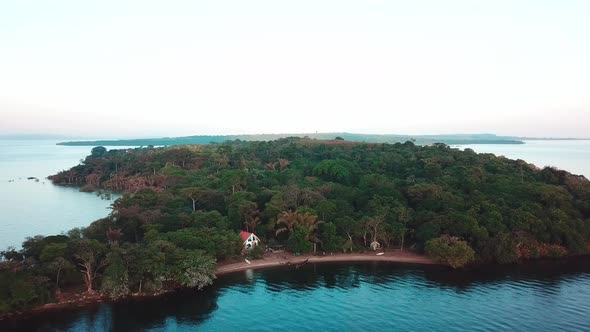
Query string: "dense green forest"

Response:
xmin=57 ymin=132 xmax=524 ymax=146
xmin=1 ymin=138 xmax=589 ymax=314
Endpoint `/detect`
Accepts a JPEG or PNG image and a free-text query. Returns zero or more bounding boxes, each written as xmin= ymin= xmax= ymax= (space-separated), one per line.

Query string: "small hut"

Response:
xmin=240 ymin=231 xmax=261 ymax=250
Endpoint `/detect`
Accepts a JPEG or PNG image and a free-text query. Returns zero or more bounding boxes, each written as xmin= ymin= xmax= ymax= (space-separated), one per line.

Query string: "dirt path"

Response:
xmin=216 ymin=251 xmax=437 ymax=275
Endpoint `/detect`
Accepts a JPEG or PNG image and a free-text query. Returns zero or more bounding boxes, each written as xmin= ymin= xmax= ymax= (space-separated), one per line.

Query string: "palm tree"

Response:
xmin=275 ymin=211 xmax=299 ymax=237
xmin=275 ymin=211 xmax=324 ymax=254
xmin=278 ymin=158 xmax=290 ymax=171
xmin=265 ymin=162 xmax=278 ymax=171
xmin=298 ymin=213 xmax=324 ymax=254
xmin=244 ymin=211 xmax=260 ymax=233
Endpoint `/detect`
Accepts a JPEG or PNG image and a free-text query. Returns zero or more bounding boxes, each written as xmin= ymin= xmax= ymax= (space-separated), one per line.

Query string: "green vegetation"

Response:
xmin=1 ymin=137 xmax=589 ymax=314
xmin=425 ymin=235 xmax=476 ymax=268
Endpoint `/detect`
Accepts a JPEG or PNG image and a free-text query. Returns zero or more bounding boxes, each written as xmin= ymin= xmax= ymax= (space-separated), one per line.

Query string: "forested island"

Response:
xmin=56 ymin=132 xmax=524 ymax=146
xmin=1 ymin=137 xmax=589 ymax=316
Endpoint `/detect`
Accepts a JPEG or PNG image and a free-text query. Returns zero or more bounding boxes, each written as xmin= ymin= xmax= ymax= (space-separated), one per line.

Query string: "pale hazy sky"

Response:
xmin=1 ymin=1 xmax=589 ymax=138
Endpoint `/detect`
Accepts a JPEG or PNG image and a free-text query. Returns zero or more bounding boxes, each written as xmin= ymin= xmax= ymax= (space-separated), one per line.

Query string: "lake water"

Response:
xmin=0 ymin=140 xmax=121 ymax=250
xmin=2 ymin=259 xmax=590 ymax=331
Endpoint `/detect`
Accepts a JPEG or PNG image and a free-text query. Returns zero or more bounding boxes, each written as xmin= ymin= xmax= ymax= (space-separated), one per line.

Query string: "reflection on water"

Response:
xmin=3 ymin=258 xmax=590 ymax=332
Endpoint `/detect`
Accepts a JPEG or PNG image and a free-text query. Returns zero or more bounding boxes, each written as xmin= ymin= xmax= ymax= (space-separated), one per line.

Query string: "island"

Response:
xmin=1 ymin=137 xmax=589 ymax=317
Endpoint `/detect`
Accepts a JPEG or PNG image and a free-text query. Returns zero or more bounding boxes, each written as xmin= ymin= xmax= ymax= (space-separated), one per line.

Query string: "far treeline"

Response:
xmin=56 ymin=132 xmax=525 ymax=146
xmin=2 ymin=138 xmax=589 ymax=314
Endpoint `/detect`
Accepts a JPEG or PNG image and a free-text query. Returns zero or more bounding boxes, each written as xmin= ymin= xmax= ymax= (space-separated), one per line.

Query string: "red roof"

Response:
xmin=240 ymin=231 xmax=252 ymax=242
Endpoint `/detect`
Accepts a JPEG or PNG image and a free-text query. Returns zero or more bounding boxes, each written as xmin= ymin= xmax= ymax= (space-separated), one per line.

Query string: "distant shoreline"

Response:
xmin=53 ymin=132 xmax=526 ymax=146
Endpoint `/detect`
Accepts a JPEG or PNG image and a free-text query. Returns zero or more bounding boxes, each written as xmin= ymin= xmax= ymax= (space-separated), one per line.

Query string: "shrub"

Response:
xmin=287 ymin=228 xmax=312 ymax=253
xmin=247 ymin=246 xmax=264 ymax=260
xmin=494 ymin=233 xmax=518 ymax=264
xmin=425 ymin=235 xmax=475 ymax=268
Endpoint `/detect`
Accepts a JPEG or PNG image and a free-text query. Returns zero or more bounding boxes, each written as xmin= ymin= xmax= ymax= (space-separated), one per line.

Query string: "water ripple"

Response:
xmin=3 ymin=259 xmax=590 ymax=331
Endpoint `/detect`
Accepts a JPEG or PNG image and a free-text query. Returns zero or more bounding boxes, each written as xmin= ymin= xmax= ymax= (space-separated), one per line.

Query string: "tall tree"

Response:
xmin=365 ymin=215 xmax=385 ymax=247
xmin=396 ymin=207 xmax=413 ymax=251
xmin=70 ymin=239 xmax=107 ymax=294
xmin=180 ymin=187 xmax=206 ymax=212
xmin=335 ymin=217 xmax=356 ymax=252
xmin=40 ymin=242 xmax=72 ymax=291
xmin=243 ymin=207 xmax=260 ymax=233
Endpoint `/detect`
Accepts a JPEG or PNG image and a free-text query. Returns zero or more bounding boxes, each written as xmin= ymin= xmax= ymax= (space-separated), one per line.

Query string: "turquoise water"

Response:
xmin=456 ymin=140 xmax=590 ymax=178
xmin=2 ymin=259 xmax=590 ymax=331
xmin=0 ymin=140 xmax=120 ymax=250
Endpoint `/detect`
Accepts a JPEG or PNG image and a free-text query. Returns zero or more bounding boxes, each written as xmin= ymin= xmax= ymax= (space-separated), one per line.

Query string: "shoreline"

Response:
xmin=4 ymin=252 xmax=590 ymax=321
xmin=0 ymin=251 xmax=434 ymax=321
xmin=216 ymin=251 xmax=437 ymax=275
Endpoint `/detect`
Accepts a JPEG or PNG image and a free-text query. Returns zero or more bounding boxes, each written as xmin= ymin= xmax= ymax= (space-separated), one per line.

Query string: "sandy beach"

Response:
xmin=216 ymin=251 xmax=437 ymax=275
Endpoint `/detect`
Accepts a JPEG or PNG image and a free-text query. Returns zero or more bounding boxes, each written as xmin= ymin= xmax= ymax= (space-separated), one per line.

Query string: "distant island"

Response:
xmin=56 ymin=132 xmax=525 ymax=146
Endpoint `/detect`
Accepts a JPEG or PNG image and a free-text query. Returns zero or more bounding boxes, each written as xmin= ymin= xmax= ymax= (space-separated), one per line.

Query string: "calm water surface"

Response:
xmin=0 ymin=140 xmax=122 ymax=250
xmin=2 ymin=259 xmax=590 ymax=331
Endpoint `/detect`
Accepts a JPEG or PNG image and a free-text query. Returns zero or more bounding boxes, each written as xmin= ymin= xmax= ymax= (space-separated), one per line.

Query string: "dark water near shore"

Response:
xmin=3 ymin=259 xmax=590 ymax=331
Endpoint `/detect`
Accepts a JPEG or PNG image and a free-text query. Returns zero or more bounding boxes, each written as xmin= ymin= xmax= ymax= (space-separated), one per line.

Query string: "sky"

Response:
xmin=1 ymin=0 xmax=589 ymax=138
